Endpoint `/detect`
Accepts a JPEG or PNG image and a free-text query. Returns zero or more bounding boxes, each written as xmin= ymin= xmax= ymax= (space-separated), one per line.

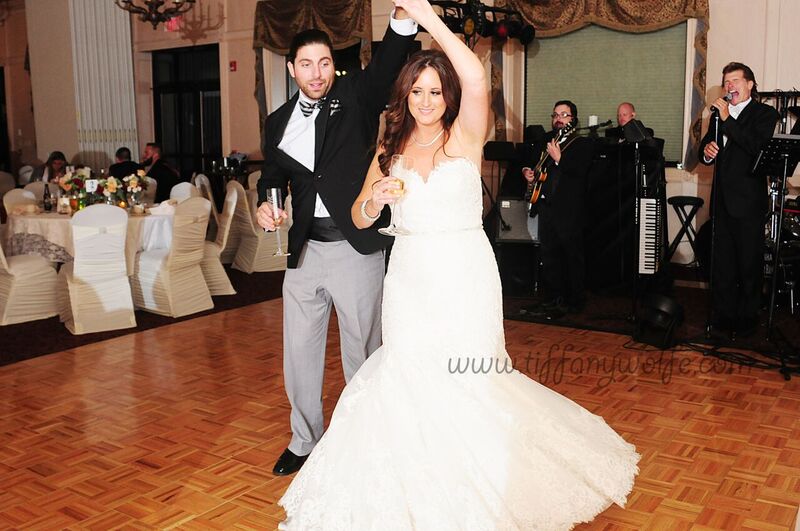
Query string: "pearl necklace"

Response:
xmin=411 ymin=129 xmax=444 ymax=148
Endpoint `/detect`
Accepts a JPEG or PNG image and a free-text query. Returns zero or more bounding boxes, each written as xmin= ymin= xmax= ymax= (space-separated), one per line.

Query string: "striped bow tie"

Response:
xmin=299 ymin=97 xmax=326 ymax=117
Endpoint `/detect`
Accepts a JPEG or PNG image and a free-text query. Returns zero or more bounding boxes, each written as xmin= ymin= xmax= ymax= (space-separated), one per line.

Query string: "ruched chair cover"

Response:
xmin=58 ymin=204 xmax=136 ymax=334
xmin=17 ymin=165 xmax=34 ymax=186
xmin=200 ymin=181 xmax=238 ymax=296
xmin=230 ymin=181 xmax=289 ymax=273
xmin=23 ymin=181 xmax=60 ymax=201
xmin=3 ymin=189 xmax=36 ymax=213
xmin=193 ymin=174 xmax=219 ymax=241
xmin=131 ymin=197 xmax=213 ymax=317
xmin=0 ymin=236 xmax=58 ymax=325
xmin=247 ymin=170 xmax=261 ymax=191
xmin=169 ymin=182 xmax=201 ymax=203
xmin=142 ymin=176 xmax=157 ymax=206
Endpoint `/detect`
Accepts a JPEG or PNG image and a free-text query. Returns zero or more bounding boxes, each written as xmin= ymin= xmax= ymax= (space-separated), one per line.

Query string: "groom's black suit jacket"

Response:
xmin=258 ymin=26 xmax=416 ymax=268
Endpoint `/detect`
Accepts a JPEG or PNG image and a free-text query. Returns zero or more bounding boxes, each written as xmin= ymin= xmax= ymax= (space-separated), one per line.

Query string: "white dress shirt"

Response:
xmin=277 ymin=11 xmax=417 ymax=218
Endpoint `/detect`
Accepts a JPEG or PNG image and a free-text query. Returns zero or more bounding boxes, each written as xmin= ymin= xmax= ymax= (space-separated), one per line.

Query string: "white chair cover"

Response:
xmin=142 ymin=176 xmax=157 ymax=206
xmin=230 ymin=181 xmax=289 ymax=273
xmin=17 ymin=165 xmax=34 ymax=186
xmin=200 ymin=182 xmax=238 ymax=296
xmin=0 ymin=238 xmax=58 ymax=325
xmin=3 ymin=189 xmax=36 ymax=213
xmin=247 ymin=170 xmax=261 ymax=191
xmin=192 ymin=174 xmax=220 ymax=241
xmin=169 ymin=182 xmax=201 ymax=203
xmin=23 ymin=181 xmax=47 ymax=201
xmin=131 ymin=197 xmax=213 ymax=317
xmin=58 ymin=204 xmax=136 ymax=334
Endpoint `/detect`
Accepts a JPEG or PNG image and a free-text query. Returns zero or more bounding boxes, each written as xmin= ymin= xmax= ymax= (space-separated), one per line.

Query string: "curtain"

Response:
xmin=506 ymin=0 xmax=707 ymax=37
xmin=253 ymin=0 xmax=371 ymax=61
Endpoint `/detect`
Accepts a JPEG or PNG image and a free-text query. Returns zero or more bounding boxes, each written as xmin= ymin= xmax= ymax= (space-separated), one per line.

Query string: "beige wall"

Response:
xmin=1 ymin=1 xmax=36 ymax=169
xmin=25 ymin=0 xmax=79 ymax=164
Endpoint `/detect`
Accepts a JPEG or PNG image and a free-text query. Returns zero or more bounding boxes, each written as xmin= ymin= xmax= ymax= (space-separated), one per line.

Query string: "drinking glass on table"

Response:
xmin=378 ymin=154 xmax=412 ymax=236
xmin=265 ymin=187 xmax=290 ymax=256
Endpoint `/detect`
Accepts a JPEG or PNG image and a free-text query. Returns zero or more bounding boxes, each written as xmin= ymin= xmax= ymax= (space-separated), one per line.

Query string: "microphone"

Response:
xmin=710 ymin=92 xmax=732 ymax=113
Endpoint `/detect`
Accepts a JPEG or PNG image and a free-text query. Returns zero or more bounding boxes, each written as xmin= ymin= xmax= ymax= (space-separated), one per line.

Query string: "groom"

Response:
xmin=256 ymin=9 xmax=418 ymax=475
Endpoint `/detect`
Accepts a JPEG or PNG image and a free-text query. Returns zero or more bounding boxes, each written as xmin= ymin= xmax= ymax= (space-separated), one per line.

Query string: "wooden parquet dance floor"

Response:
xmin=1 ymin=298 xmax=798 ymax=530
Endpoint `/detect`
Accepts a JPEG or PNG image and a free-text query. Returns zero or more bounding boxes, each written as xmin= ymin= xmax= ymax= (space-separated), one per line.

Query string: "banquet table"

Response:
xmin=5 ymin=211 xmax=173 ymax=275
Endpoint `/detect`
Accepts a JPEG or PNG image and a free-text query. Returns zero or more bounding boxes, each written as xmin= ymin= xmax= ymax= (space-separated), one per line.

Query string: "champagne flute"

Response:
xmin=378 ymin=154 xmax=412 ymax=236
xmin=266 ymin=187 xmax=290 ymax=256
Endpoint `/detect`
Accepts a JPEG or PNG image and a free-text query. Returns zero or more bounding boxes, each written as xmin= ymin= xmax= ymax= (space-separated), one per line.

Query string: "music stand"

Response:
xmin=754 ymin=135 xmax=800 ymax=373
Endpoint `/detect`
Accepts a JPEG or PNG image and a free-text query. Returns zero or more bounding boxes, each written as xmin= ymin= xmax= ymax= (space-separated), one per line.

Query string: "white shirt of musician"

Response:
xmin=703 ymin=97 xmax=751 ymax=163
xmin=277 ymin=11 xmax=418 ymax=218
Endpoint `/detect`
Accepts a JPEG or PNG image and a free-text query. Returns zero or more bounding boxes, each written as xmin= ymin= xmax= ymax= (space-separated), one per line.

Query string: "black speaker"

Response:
xmin=633 ymin=293 xmax=684 ymax=349
xmin=496 ymin=198 xmax=538 ymax=243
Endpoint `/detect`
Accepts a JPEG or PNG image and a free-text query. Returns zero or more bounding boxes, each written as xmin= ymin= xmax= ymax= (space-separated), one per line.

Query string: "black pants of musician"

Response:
xmin=538 ymin=206 xmax=585 ymax=309
xmin=711 ymin=201 xmax=764 ymax=330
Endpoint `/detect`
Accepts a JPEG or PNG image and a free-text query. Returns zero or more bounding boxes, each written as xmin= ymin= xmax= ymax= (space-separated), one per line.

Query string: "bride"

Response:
xmin=278 ymin=0 xmax=639 ymax=528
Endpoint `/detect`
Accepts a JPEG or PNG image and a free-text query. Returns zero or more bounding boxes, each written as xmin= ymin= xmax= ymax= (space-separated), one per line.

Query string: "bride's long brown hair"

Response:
xmin=378 ymin=50 xmax=462 ymax=175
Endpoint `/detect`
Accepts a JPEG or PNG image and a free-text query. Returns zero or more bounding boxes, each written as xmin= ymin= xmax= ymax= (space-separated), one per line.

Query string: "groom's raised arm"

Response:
xmin=357 ymin=9 xmax=418 ymax=117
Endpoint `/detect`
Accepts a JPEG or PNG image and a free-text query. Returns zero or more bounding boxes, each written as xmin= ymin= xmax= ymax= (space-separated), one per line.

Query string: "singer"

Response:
xmin=699 ymin=62 xmax=779 ymax=338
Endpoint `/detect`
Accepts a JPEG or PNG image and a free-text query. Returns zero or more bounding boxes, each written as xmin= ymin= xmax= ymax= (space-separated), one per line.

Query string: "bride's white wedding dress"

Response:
xmin=279 ymin=158 xmax=639 ymax=530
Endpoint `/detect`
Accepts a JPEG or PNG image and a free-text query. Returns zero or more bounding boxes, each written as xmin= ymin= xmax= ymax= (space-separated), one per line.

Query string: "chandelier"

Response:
xmin=115 ymin=0 xmax=197 ymax=29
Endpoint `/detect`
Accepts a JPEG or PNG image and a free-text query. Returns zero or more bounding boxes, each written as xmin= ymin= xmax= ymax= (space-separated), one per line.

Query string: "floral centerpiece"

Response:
xmin=123 ymin=170 xmax=147 ymax=206
xmin=56 ymin=167 xmax=148 ymax=211
xmin=58 ymin=167 xmax=92 ymax=196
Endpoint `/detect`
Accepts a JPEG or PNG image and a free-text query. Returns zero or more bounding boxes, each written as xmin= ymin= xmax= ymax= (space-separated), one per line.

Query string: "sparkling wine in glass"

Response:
xmin=378 ymin=154 xmax=412 ymax=236
xmin=266 ymin=187 xmax=290 ymax=256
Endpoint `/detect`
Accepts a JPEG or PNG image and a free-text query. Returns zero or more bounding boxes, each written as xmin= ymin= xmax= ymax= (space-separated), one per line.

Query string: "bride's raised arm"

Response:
xmin=395 ymin=0 xmax=488 ymax=148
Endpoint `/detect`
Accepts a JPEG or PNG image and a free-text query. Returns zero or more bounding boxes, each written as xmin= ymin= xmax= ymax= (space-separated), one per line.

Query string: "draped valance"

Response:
xmin=504 ymin=0 xmax=708 ymax=37
xmin=253 ymin=0 xmax=372 ymax=63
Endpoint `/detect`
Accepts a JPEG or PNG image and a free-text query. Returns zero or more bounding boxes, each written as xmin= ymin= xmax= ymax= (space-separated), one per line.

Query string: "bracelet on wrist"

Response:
xmin=360 ymin=198 xmax=380 ymax=221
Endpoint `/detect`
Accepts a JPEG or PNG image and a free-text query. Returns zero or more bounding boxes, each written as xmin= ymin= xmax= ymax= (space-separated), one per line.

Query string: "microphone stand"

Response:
xmin=705 ymin=108 xmax=722 ymax=338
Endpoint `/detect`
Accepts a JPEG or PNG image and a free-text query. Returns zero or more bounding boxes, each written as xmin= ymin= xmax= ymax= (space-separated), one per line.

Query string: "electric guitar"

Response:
xmin=525 ymin=121 xmax=576 ymax=204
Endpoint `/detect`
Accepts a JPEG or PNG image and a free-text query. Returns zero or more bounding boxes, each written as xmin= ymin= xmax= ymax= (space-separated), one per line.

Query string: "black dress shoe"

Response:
xmin=273 ymin=448 xmax=308 ymax=476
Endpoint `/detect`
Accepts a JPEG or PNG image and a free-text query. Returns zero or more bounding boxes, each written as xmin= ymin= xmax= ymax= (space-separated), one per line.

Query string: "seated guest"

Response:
xmin=141 ymin=142 xmax=179 ymax=204
xmin=108 ymin=147 xmax=142 ymax=178
xmin=30 ymin=151 xmax=67 ymax=183
xmin=605 ymin=102 xmax=654 ymax=141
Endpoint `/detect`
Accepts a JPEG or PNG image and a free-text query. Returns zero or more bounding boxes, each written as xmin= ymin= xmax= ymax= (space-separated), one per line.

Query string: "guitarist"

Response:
xmin=521 ymin=100 xmax=596 ymax=320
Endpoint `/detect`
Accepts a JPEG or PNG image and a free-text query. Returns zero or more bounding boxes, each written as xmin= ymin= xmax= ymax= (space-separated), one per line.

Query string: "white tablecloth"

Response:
xmin=5 ymin=212 xmax=173 ymax=275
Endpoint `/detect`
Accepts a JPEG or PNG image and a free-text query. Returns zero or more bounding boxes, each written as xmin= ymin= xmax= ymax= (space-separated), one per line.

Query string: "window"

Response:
xmin=152 ymin=45 xmax=221 ymax=179
xmin=525 ymin=23 xmax=687 ymax=163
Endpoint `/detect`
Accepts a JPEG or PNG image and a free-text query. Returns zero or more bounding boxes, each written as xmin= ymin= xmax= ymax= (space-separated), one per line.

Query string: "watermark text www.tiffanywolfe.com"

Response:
xmin=448 ymin=344 xmax=750 ymax=387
